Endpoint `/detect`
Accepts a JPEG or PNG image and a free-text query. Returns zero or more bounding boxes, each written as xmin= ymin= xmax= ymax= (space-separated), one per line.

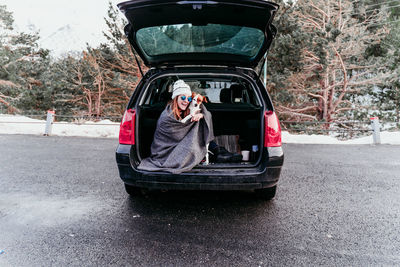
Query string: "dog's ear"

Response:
xmin=198 ymin=95 xmax=207 ymax=103
xmin=191 ymin=92 xmax=196 ymax=98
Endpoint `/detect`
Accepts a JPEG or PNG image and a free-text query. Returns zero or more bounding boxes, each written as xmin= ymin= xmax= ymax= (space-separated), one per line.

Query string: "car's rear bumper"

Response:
xmin=116 ymin=144 xmax=283 ymax=191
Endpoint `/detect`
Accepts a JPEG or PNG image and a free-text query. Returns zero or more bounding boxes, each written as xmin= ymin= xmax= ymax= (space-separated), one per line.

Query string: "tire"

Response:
xmin=255 ymin=186 xmax=277 ymax=201
xmin=124 ymin=184 xmax=143 ymax=196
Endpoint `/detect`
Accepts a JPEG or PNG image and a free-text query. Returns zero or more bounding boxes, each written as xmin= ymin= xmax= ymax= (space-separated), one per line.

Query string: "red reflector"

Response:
xmin=264 ymin=111 xmax=282 ymax=147
xmin=119 ymin=109 xmax=136 ymax=145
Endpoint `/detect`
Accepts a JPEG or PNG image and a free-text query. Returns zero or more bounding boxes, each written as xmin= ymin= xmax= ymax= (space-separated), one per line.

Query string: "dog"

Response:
xmin=180 ymin=92 xmax=207 ymax=123
xmin=181 ymin=93 xmax=210 ymax=165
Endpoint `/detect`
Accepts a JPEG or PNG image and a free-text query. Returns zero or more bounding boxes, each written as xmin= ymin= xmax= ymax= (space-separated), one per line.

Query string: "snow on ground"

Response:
xmin=1 ymin=114 xmax=399 ymax=144
xmin=281 ymin=131 xmax=399 ymax=145
xmin=0 ymin=115 xmax=119 ymax=138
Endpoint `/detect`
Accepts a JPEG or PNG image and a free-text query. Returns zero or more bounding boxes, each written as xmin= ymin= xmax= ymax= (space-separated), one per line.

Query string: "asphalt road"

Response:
xmin=1 ymin=134 xmax=400 ymax=266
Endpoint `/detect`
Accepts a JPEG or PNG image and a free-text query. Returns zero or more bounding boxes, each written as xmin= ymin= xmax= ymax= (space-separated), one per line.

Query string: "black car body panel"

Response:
xmin=116 ymin=144 xmax=283 ymax=190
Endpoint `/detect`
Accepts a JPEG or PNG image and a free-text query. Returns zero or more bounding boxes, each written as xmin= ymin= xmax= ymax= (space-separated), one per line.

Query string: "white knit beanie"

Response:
xmin=171 ymin=80 xmax=191 ymax=100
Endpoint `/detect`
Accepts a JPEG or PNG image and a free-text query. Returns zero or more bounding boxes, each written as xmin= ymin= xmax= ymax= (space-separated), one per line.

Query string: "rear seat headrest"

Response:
xmin=219 ymin=88 xmax=232 ymax=103
xmin=159 ymin=90 xmax=172 ymax=102
xmin=230 ymin=84 xmax=246 ymax=103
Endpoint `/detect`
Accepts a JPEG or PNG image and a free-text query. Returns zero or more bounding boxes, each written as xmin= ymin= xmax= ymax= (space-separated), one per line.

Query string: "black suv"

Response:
xmin=116 ymin=0 xmax=283 ymax=200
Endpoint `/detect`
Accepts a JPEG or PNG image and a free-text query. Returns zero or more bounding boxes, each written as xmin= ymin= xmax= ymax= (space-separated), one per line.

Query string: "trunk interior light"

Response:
xmin=119 ymin=109 xmax=136 ymax=145
xmin=264 ymin=110 xmax=282 ymax=147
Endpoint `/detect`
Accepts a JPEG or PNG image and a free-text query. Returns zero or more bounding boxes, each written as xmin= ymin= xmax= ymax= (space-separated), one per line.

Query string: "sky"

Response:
xmin=2 ymin=0 xmax=124 ymax=55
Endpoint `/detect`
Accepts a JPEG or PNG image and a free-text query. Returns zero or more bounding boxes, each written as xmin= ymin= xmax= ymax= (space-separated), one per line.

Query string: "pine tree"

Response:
xmin=273 ymin=0 xmax=390 ymax=122
xmin=85 ymin=2 xmax=147 ymax=117
xmin=370 ymin=5 xmax=400 ymax=126
xmin=265 ymin=0 xmax=308 ymax=116
xmin=48 ymin=2 xmax=147 ymax=118
xmin=0 ymin=4 xmax=50 ymax=114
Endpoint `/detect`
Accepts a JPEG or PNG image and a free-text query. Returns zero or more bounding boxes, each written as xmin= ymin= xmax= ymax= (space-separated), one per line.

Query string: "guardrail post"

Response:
xmin=370 ymin=117 xmax=381 ymax=145
xmin=44 ymin=110 xmax=55 ymax=136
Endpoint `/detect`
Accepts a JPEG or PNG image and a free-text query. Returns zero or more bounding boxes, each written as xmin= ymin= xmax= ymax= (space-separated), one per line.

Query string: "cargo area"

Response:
xmin=136 ymin=75 xmax=264 ymax=166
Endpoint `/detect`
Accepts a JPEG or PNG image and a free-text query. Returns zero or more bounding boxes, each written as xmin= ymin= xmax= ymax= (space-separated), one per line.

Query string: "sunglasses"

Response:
xmin=180 ymin=95 xmax=192 ymax=102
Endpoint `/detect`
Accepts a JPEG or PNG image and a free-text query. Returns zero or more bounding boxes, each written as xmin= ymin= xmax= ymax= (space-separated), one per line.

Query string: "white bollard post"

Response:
xmin=44 ymin=110 xmax=55 ymax=136
xmin=370 ymin=117 xmax=381 ymax=145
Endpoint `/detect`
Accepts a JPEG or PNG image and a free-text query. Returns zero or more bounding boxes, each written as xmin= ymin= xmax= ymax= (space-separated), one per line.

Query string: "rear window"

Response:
xmin=136 ymin=23 xmax=264 ymax=57
xmin=186 ymin=81 xmax=252 ymax=104
xmin=141 ymin=77 xmax=260 ymax=107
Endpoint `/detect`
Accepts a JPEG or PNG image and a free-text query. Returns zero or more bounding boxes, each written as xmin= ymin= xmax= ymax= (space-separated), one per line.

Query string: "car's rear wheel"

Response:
xmin=124 ymin=184 xmax=143 ymax=196
xmin=255 ymin=185 xmax=277 ymax=201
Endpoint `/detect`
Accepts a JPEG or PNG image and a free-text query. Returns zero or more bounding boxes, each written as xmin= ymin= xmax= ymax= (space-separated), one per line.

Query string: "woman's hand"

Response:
xmin=191 ymin=113 xmax=204 ymax=122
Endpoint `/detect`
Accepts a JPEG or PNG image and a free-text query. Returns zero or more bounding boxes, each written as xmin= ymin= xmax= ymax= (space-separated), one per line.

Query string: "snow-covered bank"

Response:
xmin=1 ymin=115 xmax=399 ymax=144
xmin=282 ymin=131 xmax=400 ymax=145
xmin=0 ymin=115 xmax=119 ymax=138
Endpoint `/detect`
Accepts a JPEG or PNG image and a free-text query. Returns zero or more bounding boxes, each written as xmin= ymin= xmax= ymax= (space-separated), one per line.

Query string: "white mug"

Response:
xmin=241 ymin=150 xmax=250 ymax=161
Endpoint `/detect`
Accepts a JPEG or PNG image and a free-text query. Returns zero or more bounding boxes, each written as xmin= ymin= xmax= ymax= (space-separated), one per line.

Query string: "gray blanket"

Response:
xmin=137 ymin=105 xmax=214 ymax=174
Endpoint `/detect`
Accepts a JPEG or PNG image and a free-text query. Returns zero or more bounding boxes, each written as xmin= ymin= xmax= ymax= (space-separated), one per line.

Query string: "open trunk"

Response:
xmin=136 ymin=73 xmax=264 ymax=167
xmin=118 ymin=0 xmax=279 ymax=68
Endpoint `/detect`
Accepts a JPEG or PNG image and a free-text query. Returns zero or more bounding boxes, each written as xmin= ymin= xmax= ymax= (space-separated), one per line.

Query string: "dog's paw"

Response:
xmin=181 ymin=115 xmax=192 ymax=123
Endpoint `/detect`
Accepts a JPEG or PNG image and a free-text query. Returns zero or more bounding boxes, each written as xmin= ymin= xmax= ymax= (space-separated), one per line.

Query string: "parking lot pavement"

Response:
xmin=1 ymin=134 xmax=400 ymax=266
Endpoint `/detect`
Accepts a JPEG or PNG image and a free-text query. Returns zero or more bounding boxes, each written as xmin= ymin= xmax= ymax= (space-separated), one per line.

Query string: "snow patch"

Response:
xmin=0 ymin=115 xmax=119 ymax=138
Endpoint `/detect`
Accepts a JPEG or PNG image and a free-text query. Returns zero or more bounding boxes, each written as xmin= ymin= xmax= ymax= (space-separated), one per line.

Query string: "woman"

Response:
xmin=168 ymin=80 xmax=204 ymax=123
xmin=138 ymin=80 xmax=241 ymax=174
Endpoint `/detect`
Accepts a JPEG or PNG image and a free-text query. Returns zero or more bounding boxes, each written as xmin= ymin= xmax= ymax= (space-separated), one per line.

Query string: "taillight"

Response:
xmin=119 ymin=109 xmax=136 ymax=145
xmin=264 ymin=110 xmax=282 ymax=147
